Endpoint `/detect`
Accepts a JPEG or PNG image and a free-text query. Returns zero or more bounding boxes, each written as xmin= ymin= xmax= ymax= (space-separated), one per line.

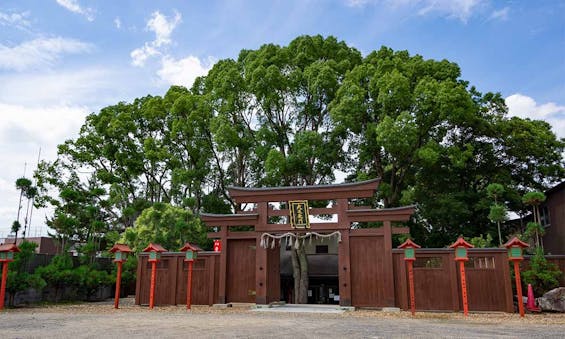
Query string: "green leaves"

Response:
xmin=522 ymin=191 xmax=546 ymax=206
xmin=122 ymin=203 xmax=207 ymax=252
xmin=31 ymin=35 xmax=564 ymax=251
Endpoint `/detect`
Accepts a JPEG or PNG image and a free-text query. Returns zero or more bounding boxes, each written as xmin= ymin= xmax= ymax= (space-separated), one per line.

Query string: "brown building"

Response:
xmin=1 ymin=237 xmax=61 ymax=255
xmin=542 ymin=181 xmax=565 ymax=255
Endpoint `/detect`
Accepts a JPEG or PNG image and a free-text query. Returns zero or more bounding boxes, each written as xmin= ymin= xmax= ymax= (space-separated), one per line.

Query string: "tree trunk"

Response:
xmin=291 ymin=245 xmax=309 ymax=304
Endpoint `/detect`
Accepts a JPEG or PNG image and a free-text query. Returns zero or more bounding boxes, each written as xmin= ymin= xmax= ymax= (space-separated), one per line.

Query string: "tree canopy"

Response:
xmin=34 ymin=35 xmax=565 ymax=249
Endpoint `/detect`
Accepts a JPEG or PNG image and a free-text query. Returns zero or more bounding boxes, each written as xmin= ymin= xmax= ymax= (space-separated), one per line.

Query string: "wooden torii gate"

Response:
xmin=202 ymin=179 xmax=415 ymax=307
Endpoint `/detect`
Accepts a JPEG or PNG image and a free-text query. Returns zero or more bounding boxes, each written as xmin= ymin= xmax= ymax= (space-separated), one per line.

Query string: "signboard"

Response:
xmin=289 ymin=200 xmax=310 ymax=229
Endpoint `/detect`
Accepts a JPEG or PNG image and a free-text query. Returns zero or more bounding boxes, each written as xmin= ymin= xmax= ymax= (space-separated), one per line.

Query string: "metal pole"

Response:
xmin=514 ymin=260 xmax=525 ymax=317
xmin=408 ymin=260 xmax=416 ymax=316
xmin=114 ymin=261 xmax=122 ymax=309
xmin=187 ymin=260 xmax=193 ymax=310
xmin=0 ymin=262 xmax=8 ymax=310
xmin=459 ymin=261 xmax=469 ymax=316
xmin=149 ymin=261 xmax=156 ymax=309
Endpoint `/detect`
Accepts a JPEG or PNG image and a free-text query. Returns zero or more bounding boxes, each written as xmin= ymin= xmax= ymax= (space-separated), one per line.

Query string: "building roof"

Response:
xmin=546 ymin=181 xmax=565 ymax=196
xmin=227 ymin=179 xmax=380 ymax=203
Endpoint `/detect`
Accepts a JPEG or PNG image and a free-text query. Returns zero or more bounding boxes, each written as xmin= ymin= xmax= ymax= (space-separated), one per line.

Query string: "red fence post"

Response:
xmin=187 ymin=260 xmax=193 ymax=309
xmin=398 ymin=239 xmax=420 ymax=316
xmin=0 ymin=262 xmax=8 ymax=310
xmin=408 ymin=260 xmax=416 ymax=315
xmin=459 ymin=261 xmax=469 ymax=316
xmin=149 ymin=261 xmax=156 ymax=309
xmin=504 ymin=237 xmax=529 ymax=317
xmin=114 ymin=261 xmax=123 ymax=309
xmin=450 ymin=237 xmax=474 ymax=317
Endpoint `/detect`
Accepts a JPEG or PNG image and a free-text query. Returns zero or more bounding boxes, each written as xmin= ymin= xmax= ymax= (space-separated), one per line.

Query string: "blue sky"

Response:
xmin=0 ymin=0 xmax=564 ymax=238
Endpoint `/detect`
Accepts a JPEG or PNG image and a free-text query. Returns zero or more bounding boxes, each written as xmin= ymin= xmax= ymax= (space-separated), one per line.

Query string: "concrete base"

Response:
xmin=212 ymin=304 xmax=231 ymax=309
xmin=229 ymin=302 xmax=256 ymax=309
xmin=381 ymin=307 xmax=401 ymax=312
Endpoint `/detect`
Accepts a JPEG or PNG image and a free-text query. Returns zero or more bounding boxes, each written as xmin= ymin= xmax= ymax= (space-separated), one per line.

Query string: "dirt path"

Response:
xmin=1 ymin=299 xmax=564 ymax=338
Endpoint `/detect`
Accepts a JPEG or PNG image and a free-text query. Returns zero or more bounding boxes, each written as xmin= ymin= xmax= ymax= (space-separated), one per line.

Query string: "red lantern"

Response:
xmin=213 ymin=240 xmax=221 ymax=252
xmin=398 ymin=239 xmax=421 ymax=316
xmin=180 ymin=242 xmax=202 ymax=310
xmin=504 ymin=237 xmax=529 ymax=317
xmin=449 ymin=237 xmax=474 ymax=316
xmin=109 ymin=243 xmax=133 ymax=309
xmin=0 ymin=243 xmax=19 ymax=311
xmin=142 ymin=243 xmax=167 ymax=309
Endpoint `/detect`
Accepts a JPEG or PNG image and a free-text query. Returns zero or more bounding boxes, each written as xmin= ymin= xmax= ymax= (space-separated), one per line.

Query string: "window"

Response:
xmin=414 ymin=257 xmax=442 ymax=268
xmin=316 ymin=245 xmax=329 ymax=254
xmin=540 ymin=205 xmax=551 ymax=227
xmin=465 ymin=256 xmax=495 ymax=269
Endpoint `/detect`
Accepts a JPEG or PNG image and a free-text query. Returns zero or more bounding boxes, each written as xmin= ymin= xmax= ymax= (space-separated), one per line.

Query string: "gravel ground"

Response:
xmin=1 ymin=298 xmax=564 ymax=339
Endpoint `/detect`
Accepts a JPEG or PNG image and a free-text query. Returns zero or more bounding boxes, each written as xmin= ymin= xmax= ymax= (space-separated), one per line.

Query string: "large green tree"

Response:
xmin=34 ymin=35 xmax=564 ymax=302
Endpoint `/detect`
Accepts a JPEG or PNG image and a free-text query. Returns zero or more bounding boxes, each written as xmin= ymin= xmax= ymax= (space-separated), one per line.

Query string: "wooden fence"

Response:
xmin=135 ymin=250 xmax=564 ymax=311
xmin=135 ymin=252 xmax=219 ymax=306
xmin=392 ymin=248 xmax=514 ymax=312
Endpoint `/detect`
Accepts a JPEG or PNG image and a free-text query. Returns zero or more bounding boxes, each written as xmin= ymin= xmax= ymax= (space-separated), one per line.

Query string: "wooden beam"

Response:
xmin=347 ymin=206 xmax=416 ymax=222
xmin=267 ymin=206 xmax=338 ymax=217
xmin=228 ymin=179 xmax=380 ymax=203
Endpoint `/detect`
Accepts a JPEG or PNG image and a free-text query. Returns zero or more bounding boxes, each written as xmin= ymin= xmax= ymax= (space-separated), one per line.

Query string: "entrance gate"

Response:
xmin=202 ymin=179 xmax=415 ymax=307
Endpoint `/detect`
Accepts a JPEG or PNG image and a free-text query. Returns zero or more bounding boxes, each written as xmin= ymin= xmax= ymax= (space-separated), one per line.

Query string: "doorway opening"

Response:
xmin=279 ymin=237 xmax=339 ymax=304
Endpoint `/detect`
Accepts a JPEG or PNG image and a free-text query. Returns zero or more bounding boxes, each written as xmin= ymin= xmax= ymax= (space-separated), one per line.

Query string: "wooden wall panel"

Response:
xmin=137 ymin=255 xmax=178 ymax=306
xmin=226 ymin=239 xmax=256 ymax=303
xmin=350 ymin=236 xmax=386 ymax=307
xmin=175 ymin=255 xmax=218 ymax=305
xmin=266 ymin=245 xmax=280 ymax=303
xmin=392 ymin=249 xmax=514 ymax=313
xmin=466 ymin=252 xmax=512 ymax=311
xmin=413 ymin=254 xmax=455 ymax=311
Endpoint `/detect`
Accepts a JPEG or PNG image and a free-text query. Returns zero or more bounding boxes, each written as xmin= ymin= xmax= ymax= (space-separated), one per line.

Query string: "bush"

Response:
xmin=6 ymin=241 xmax=46 ymax=306
xmin=36 ymin=254 xmax=79 ymax=302
xmin=523 ymin=247 xmax=562 ymax=297
xmin=75 ymin=265 xmax=113 ymax=300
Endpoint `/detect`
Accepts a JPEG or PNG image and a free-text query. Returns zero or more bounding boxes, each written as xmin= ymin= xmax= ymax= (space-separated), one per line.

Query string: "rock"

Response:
xmin=537 ymin=287 xmax=565 ymax=312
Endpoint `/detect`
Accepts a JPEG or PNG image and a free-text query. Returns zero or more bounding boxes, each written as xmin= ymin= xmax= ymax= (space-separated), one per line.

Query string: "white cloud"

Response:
xmin=0 ymin=10 xmax=31 ymax=29
xmin=130 ymin=11 xmax=182 ymax=67
xmin=0 ymin=37 xmax=93 ymax=71
xmin=55 ymin=0 xmax=95 ymax=21
xmin=506 ymin=94 xmax=565 ymax=138
xmin=489 ymin=7 xmax=509 ymax=21
xmin=345 ymin=0 xmax=484 ymax=22
xmin=157 ymin=55 xmax=214 ymax=88
xmin=147 ymin=11 xmax=182 ymax=47
xmin=0 ymin=103 xmax=89 ymax=146
xmin=0 ymin=67 xmax=132 ymax=108
xmin=114 ymin=17 xmax=122 ymax=29
xmin=417 ymin=0 xmax=482 ymax=22
xmin=130 ymin=44 xmax=160 ymax=67
xmin=0 ymin=102 xmax=90 ymax=237
xmin=346 ymin=0 xmax=372 ymax=7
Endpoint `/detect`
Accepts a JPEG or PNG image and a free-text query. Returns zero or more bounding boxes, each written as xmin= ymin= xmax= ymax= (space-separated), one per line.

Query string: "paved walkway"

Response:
xmin=253 ymin=304 xmax=346 ymax=314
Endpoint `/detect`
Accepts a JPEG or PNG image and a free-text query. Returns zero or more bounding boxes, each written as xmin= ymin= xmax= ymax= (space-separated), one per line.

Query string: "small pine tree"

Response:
xmin=522 ymin=247 xmax=561 ymax=297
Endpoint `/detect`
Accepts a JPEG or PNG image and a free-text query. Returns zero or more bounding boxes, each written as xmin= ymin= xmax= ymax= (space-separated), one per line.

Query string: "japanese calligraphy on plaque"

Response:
xmin=289 ymin=200 xmax=310 ymax=229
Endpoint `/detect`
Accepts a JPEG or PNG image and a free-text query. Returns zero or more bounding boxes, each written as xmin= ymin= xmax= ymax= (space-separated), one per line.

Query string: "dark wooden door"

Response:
xmin=350 ymin=236 xmax=387 ymax=307
xmin=226 ymin=239 xmax=256 ymax=303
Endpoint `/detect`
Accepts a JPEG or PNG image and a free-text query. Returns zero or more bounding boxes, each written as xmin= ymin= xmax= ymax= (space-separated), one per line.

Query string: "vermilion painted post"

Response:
xmin=504 ymin=237 xmax=528 ymax=318
xmin=149 ymin=261 xmax=157 ymax=309
xmin=459 ymin=261 xmax=469 ymax=316
xmin=407 ymin=260 xmax=416 ymax=316
xmin=186 ymin=260 xmax=194 ymax=310
xmin=0 ymin=262 xmax=8 ymax=310
xmin=114 ymin=261 xmax=123 ymax=309
xmin=514 ymin=261 xmax=525 ymax=317
xmin=450 ymin=237 xmax=473 ymax=317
